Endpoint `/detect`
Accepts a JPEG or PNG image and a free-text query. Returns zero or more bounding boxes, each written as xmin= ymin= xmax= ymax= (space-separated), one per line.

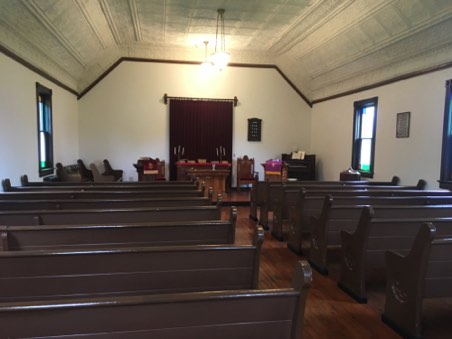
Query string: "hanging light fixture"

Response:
xmin=201 ymin=40 xmax=212 ymax=69
xmin=211 ymin=8 xmax=229 ymax=71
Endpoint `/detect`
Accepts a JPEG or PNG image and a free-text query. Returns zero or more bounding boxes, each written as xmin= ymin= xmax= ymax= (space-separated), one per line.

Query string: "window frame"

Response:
xmin=36 ymin=82 xmax=54 ymax=177
xmin=439 ymin=79 xmax=452 ymax=189
xmin=351 ymin=97 xmax=378 ymax=178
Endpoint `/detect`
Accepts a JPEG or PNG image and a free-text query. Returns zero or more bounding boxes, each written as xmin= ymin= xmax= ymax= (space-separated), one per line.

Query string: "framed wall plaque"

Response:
xmin=248 ymin=118 xmax=262 ymax=141
xmin=396 ymin=112 xmax=410 ymax=138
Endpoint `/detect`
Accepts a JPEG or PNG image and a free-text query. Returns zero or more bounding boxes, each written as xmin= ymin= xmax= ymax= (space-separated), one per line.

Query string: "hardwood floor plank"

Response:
xmin=224 ymin=205 xmax=402 ymax=338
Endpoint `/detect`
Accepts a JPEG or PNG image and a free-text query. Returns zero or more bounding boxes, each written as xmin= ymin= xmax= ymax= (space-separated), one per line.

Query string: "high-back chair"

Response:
xmin=77 ymin=159 xmax=94 ymax=182
xmin=236 ymin=155 xmax=257 ymax=191
xmin=103 ymin=159 xmax=123 ymax=181
xmin=155 ymin=158 xmax=166 ymax=181
xmin=89 ymin=163 xmax=116 ymax=182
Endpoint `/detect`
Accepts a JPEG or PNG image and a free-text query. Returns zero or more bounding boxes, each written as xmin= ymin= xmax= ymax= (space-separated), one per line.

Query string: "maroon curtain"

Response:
xmin=169 ymin=100 xmax=233 ymax=180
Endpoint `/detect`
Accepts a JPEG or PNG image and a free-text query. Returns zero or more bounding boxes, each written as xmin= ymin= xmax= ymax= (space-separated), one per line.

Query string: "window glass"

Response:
xmin=36 ymin=83 xmax=53 ymax=177
xmin=352 ymin=97 xmax=378 ymax=178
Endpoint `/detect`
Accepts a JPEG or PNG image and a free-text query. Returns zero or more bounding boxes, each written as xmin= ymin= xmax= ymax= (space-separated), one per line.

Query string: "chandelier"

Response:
xmin=211 ymin=8 xmax=229 ymax=71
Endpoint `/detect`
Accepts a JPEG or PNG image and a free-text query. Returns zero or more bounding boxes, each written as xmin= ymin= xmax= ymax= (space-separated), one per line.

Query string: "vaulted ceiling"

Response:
xmin=1 ymin=0 xmax=452 ymax=103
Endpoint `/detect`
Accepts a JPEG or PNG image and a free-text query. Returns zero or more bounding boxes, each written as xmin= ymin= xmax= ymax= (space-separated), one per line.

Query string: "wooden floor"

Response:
xmin=222 ymin=190 xmax=452 ymax=339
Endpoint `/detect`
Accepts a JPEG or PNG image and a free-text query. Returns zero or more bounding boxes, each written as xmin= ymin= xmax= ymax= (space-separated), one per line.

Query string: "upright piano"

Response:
xmin=281 ymin=153 xmax=316 ymax=181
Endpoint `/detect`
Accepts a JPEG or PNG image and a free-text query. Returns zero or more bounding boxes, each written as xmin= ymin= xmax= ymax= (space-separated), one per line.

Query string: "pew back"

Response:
xmin=0 ymin=196 xmax=214 ymax=211
xmin=0 ymin=225 xmax=263 ymax=302
xmin=0 ymin=261 xmax=311 ymax=339
xmin=259 ymin=181 xmax=428 ymax=230
xmin=0 ymin=188 xmax=207 ymax=200
xmin=287 ymin=190 xmax=452 ymax=255
xmin=0 ymin=207 xmax=237 ymax=250
xmin=5 ymin=182 xmax=201 ymax=192
xmin=309 ymin=202 xmax=452 ymax=275
xmin=0 ymin=205 xmax=222 ymax=225
xmin=20 ymin=174 xmax=196 ymax=187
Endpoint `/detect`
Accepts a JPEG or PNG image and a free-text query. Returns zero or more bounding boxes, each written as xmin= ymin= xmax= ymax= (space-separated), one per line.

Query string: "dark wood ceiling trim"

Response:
xmin=273 ymin=65 xmax=312 ymax=107
xmin=312 ymin=61 xmax=452 ymax=105
xmin=77 ymin=57 xmax=313 ymax=107
xmin=4 ymin=43 xmax=452 ymax=106
xmin=0 ymin=44 xmax=78 ymax=96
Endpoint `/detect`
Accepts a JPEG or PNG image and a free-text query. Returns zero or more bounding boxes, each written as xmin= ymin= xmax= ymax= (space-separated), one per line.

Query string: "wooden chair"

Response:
xmin=89 ymin=163 xmax=116 ymax=182
xmin=155 ymin=158 xmax=166 ymax=181
xmin=236 ymin=155 xmax=257 ymax=191
xmin=102 ymin=159 xmax=123 ymax=181
xmin=77 ymin=159 xmax=94 ymax=182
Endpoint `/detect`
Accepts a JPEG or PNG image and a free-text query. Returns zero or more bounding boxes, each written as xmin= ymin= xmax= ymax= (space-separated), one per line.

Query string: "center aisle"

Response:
xmin=222 ymin=203 xmax=401 ymax=339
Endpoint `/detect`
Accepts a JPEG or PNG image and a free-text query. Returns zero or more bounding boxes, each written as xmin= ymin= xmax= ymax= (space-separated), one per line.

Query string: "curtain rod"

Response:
xmin=163 ymin=93 xmax=238 ymax=107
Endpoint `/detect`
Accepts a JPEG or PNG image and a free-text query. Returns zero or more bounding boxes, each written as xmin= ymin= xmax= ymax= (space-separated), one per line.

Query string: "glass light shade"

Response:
xmin=211 ymin=51 xmax=230 ymax=71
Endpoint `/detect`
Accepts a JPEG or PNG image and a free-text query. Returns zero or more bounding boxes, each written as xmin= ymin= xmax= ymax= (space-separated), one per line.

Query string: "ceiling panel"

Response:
xmin=1 ymin=0 xmax=452 ymax=101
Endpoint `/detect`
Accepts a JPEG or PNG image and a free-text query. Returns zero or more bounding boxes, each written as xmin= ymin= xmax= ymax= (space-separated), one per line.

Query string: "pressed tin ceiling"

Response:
xmin=1 ymin=0 xmax=452 ymax=102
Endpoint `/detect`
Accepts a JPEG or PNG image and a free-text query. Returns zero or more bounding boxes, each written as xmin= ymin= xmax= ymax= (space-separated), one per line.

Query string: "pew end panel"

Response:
xmin=272 ymin=186 xmax=301 ymax=241
xmin=0 ymin=260 xmax=312 ymax=338
xmin=287 ymin=188 xmax=308 ymax=255
xmin=307 ymin=194 xmax=334 ymax=275
xmin=382 ymin=222 xmax=452 ymax=339
xmin=337 ymin=206 xmax=374 ymax=303
xmin=338 ymin=205 xmax=452 ymax=304
xmin=287 ymin=190 xmax=326 ymax=256
xmin=1 ymin=178 xmax=12 ymax=192
xmin=308 ymin=202 xmax=366 ymax=276
xmin=416 ymin=179 xmax=427 ymax=190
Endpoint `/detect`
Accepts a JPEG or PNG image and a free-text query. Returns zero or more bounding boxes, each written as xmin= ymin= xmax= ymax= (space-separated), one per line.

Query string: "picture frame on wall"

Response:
xmin=396 ymin=112 xmax=410 ymax=138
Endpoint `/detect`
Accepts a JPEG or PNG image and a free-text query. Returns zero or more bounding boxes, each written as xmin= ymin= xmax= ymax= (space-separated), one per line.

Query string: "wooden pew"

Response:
xmin=286 ymin=188 xmax=452 ymax=255
xmin=382 ymin=222 xmax=452 ymax=339
xmin=0 ymin=260 xmax=311 ymax=339
xmin=338 ymin=205 xmax=452 ymax=303
xmin=0 ymin=224 xmax=264 ymax=303
xmin=249 ymin=176 xmax=264 ymax=221
xmin=0 ymin=207 xmax=237 ymax=250
xmin=258 ymin=179 xmax=426 ymax=231
xmin=249 ymin=176 xmax=401 ymax=221
xmin=20 ymin=174 xmax=197 ymax=187
xmin=0 ymin=187 xmax=209 ymax=200
xmin=306 ymin=194 xmax=452 ymax=274
xmin=3 ymin=178 xmax=201 ymax=192
xmin=0 ymin=194 xmax=217 ymax=210
xmin=0 ymin=205 xmax=222 ymax=226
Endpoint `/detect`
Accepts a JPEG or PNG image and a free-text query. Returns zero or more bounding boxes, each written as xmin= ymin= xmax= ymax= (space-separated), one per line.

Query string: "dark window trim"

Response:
xmin=36 ymin=82 xmax=54 ymax=177
xmin=439 ymin=79 xmax=452 ymax=189
xmin=352 ymin=97 xmax=378 ymax=178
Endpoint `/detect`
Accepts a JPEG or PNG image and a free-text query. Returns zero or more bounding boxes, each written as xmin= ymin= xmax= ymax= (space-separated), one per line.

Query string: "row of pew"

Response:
xmin=249 ymin=176 xmax=452 ymax=339
xmin=0 ymin=175 xmax=311 ymax=338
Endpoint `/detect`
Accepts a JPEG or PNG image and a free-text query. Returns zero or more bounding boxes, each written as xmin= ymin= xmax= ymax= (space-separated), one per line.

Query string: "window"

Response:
xmin=440 ymin=79 xmax=452 ymax=189
xmin=36 ymin=82 xmax=53 ymax=177
xmin=352 ymin=97 xmax=378 ymax=178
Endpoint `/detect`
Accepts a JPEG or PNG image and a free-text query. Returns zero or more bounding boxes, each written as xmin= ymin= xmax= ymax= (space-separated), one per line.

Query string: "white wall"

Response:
xmin=0 ymin=53 xmax=79 ymax=186
xmin=311 ymin=68 xmax=452 ymax=189
xmin=5 ymin=51 xmax=450 ymax=189
xmin=78 ymin=61 xmax=312 ymax=183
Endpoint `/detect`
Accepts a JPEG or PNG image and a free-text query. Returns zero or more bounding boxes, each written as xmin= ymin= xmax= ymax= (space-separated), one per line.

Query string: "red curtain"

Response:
xmin=169 ymin=100 xmax=233 ymax=180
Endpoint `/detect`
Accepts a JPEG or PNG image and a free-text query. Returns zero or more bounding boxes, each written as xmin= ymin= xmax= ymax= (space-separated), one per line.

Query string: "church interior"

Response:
xmin=1 ymin=1 xmax=452 ymax=337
